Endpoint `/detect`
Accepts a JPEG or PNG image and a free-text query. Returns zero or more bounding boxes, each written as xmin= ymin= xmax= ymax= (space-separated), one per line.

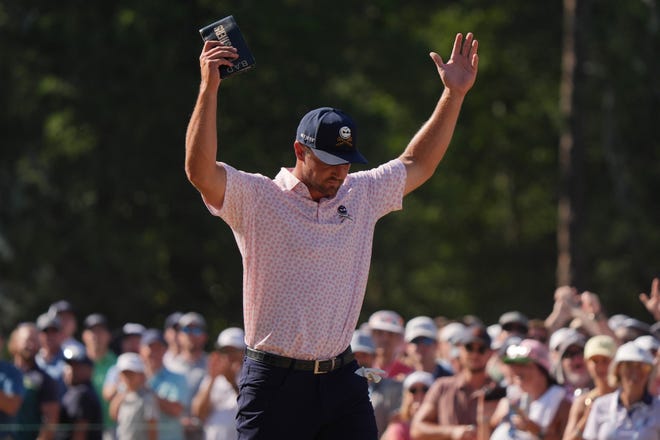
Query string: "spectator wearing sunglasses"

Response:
xmin=404 ymin=317 xmax=452 ymax=379
xmin=410 ymin=325 xmax=496 ymax=440
xmin=381 ymin=371 xmax=434 ymax=440
xmin=498 ymin=311 xmax=529 ymax=340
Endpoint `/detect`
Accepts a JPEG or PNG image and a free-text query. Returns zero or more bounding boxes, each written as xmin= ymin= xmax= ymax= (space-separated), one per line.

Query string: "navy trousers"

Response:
xmin=236 ymin=356 xmax=378 ymax=439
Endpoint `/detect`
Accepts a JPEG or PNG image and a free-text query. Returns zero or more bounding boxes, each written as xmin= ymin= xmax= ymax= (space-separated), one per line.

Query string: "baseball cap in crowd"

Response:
xmin=117 ymin=352 xmax=145 ymax=373
xmin=37 ymin=313 xmax=61 ymax=332
xmin=456 ymin=325 xmax=492 ymax=348
xmin=405 ymin=316 xmax=438 ymax=343
xmin=141 ymin=329 xmax=166 ymax=346
xmin=63 ymin=345 xmax=93 ymax=365
xmin=83 ymin=313 xmax=109 ymax=330
xmin=583 ymin=335 xmax=617 ymax=360
xmin=503 ymin=338 xmax=551 ymax=374
xmin=620 ymin=318 xmax=651 ymax=335
xmin=549 ymin=327 xmax=577 ymax=352
xmin=498 ymin=311 xmax=529 ymax=334
xmin=368 ymin=310 xmax=404 ymax=334
xmin=650 ymin=322 xmax=660 ymax=340
xmin=608 ymin=341 xmax=655 ymax=386
xmin=634 ymin=335 xmax=660 ymax=355
xmin=557 ymin=331 xmax=587 ymax=359
xmin=296 ymin=107 xmax=367 ymax=165
xmin=497 ymin=335 xmax=523 ymax=358
xmin=48 ymin=300 xmax=75 ymax=316
xmin=216 ymin=327 xmax=246 ymax=350
xmin=164 ymin=312 xmax=183 ymax=330
xmin=178 ymin=312 xmax=207 ymax=330
xmin=351 ymin=330 xmax=376 ymax=354
xmin=439 ymin=322 xmax=466 ymax=344
xmin=607 ymin=314 xmax=630 ymax=332
xmin=122 ymin=323 xmax=146 ymax=337
xmin=403 ymin=371 xmax=435 ymax=392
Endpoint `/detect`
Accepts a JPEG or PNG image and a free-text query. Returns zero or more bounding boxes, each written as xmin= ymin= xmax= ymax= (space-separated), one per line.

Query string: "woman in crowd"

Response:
xmin=582 ymin=341 xmax=660 ymax=439
xmin=562 ymin=335 xmax=617 ymax=440
xmin=489 ymin=339 xmax=571 ymax=440
xmin=381 ymin=371 xmax=434 ymax=440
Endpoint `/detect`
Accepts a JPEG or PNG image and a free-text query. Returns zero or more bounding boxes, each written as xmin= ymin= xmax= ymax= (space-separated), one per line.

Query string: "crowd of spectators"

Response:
xmin=1 ymin=279 xmax=659 ymax=439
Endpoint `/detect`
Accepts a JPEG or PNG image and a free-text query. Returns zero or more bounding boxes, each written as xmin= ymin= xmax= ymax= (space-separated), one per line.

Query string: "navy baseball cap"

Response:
xmin=296 ymin=107 xmax=367 ymax=165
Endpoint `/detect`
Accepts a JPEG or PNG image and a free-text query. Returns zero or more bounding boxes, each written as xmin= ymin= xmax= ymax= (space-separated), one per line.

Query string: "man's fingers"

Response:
xmin=450 ymin=33 xmax=463 ymax=59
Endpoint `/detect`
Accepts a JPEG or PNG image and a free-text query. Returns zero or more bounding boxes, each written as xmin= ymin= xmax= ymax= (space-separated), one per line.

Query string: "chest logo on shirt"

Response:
xmin=337 ymin=205 xmax=353 ymax=222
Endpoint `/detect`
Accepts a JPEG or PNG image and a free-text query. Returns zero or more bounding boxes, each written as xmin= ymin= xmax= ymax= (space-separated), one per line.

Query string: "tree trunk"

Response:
xmin=557 ymin=0 xmax=586 ymax=288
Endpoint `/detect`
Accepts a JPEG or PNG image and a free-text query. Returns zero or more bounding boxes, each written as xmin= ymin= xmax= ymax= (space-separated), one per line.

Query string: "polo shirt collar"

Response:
xmin=275 ymin=167 xmax=316 ymax=200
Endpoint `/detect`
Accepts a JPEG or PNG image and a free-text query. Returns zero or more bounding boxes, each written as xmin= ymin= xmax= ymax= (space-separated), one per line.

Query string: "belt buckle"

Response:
xmin=313 ymin=358 xmax=335 ymax=374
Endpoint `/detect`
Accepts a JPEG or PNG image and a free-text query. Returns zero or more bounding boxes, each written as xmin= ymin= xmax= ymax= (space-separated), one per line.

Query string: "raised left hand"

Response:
xmin=430 ymin=32 xmax=479 ymax=96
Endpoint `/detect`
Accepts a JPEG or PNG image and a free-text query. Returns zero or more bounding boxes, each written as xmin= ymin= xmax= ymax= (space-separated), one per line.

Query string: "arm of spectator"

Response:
xmin=639 ymin=277 xmax=660 ymax=321
xmin=545 ymin=286 xmax=578 ymax=333
xmin=109 ymin=392 xmax=126 ymax=421
xmin=569 ymin=291 xmax=615 ymax=338
xmin=0 ymin=390 xmax=23 ymax=416
xmin=410 ymin=398 xmax=477 ymax=440
xmin=156 ymin=395 xmax=184 ymax=418
xmin=37 ymin=400 xmax=60 ymax=440
xmin=191 ymin=375 xmax=215 ymax=422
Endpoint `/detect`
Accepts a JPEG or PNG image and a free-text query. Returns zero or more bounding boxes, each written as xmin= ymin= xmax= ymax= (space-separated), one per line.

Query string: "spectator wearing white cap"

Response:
xmin=436 ymin=321 xmax=466 ymax=376
xmin=404 ymin=316 xmax=452 ymax=379
xmin=583 ymin=342 xmax=660 ymax=439
xmin=553 ymin=331 xmax=591 ymax=402
xmin=102 ymin=322 xmax=146 ymax=418
xmin=381 ymin=371 xmax=434 ymax=440
xmin=562 ymin=335 xmax=617 ymax=440
xmin=109 ymin=352 xmax=159 ymax=440
xmin=140 ymin=329 xmax=187 ymax=440
xmin=350 ymin=330 xmax=402 ymax=436
xmin=368 ymin=310 xmax=413 ymax=380
xmin=191 ymin=327 xmax=245 ymax=440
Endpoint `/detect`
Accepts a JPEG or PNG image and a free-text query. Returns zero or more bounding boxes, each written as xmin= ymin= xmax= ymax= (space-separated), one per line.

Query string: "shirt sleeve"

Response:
xmin=349 ymin=159 xmax=406 ymax=219
xmin=204 ymin=163 xmax=270 ymax=231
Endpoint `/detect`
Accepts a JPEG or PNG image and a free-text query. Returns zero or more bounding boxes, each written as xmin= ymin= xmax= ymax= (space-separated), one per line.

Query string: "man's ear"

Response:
xmin=293 ymin=141 xmax=307 ymax=161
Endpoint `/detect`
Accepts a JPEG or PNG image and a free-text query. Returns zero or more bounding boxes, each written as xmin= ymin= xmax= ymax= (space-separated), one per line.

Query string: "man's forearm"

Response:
xmin=400 ymin=88 xmax=466 ymax=194
xmin=185 ymin=85 xmax=219 ymax=188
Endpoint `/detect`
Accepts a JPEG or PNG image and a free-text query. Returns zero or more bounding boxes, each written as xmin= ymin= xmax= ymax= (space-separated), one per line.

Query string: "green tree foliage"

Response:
xmin=1 ymin=0 xmax=658 ymax=336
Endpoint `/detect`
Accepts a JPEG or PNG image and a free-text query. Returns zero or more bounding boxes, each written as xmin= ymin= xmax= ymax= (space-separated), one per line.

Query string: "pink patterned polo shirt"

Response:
xmin=204 ymin=159 xmax=406 ymax=360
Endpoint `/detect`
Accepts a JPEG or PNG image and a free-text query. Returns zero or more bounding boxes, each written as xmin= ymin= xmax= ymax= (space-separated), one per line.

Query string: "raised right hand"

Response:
xmin=199 ymin=41 xmax=238 ymax=89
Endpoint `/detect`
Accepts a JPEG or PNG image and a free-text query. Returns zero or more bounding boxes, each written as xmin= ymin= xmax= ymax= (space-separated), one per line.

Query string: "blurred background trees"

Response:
xmin=1 ymin=0 xmax=659 ymax=337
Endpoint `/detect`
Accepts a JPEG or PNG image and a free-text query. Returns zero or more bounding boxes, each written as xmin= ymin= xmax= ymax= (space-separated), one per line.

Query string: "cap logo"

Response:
xmin=300 ymin=133 xmax=315 ymax=145
xmin=336 ymin=126 xmax=353 ymax=148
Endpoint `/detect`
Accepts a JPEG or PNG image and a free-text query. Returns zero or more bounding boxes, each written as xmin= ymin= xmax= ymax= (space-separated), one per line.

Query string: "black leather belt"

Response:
xmin=245 ymin=347 xmax=354 ymax=374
